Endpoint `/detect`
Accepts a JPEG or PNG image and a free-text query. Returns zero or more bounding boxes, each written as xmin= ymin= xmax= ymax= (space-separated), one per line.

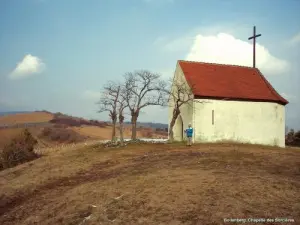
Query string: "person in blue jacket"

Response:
xmin=185 ymin=123 xmax=193 ymax=146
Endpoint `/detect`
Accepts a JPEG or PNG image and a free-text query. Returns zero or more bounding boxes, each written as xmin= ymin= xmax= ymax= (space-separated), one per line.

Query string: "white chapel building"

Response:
xmin=168 ymin=60 xmax=288 ymax=147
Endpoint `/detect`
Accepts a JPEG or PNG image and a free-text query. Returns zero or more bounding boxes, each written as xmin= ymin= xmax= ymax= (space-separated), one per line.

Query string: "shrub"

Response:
xmin=89 ymin=120 xmax=108 ymax=127
xmin=286 ymin=129 xmax=300 ymax=147
xmin=295 ymin=130 xmax=300 ymax=139
xmin=38 ymin=127 xmax=87 ymax=143
xmin=0 ymin=129 xmax=39 ymax=170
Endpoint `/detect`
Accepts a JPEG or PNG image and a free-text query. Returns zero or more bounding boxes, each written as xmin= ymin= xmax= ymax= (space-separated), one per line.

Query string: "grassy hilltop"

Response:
xmin=0 ymin=142 xmax=299 ymax=225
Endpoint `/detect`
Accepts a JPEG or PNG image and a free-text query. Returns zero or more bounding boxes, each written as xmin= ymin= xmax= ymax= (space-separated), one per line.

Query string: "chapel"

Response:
xmin=168 ymin=60 xmax=288 ymax=147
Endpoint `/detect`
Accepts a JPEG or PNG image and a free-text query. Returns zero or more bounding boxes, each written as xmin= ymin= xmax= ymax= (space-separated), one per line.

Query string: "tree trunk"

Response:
xmin=168 ymin=108 xmax=180 ymax=143
xmin=119 ymin=122 xmax=124 ymax=146
xmin=131 ymin=116 xmax=137 ymax=140
xmin=111 ymin=118 xmax=117 ymax=142
xmin=119 ymin=114 xmax=125 ymax=146
xmin=131 ymin=110 xmax=139 ymax=140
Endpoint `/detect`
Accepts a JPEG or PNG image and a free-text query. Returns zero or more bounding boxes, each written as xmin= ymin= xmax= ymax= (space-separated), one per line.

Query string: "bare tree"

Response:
xmin=124 ymin=70 xmax=166 ymax=140
xmin=164 ymin=78 xmax=197 ymax=142
xmin=117 ymin=86 xmax=128 ymax=146
xmin=97 ymin=81 xmax=120 ymax=142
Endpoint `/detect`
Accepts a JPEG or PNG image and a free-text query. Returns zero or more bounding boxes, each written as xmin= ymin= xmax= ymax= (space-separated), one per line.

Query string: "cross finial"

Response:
xmin=248 ymin=26 xmax=262 ymax=68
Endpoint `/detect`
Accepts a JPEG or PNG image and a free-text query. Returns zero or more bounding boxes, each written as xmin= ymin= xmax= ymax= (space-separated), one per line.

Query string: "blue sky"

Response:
xmin=0 ymin=0 xmax=299 ymax=129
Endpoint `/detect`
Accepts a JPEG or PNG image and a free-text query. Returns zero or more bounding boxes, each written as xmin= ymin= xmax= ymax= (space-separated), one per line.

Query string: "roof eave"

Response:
xmin=194 ymin=95 xmax=288 ymax=106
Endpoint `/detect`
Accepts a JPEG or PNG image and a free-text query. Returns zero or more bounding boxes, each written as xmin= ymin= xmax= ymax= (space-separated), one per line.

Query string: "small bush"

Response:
xmin=286 ymin=129 xmax=300 ymax=147
xmin=295 ymin=130 xmax=300 ymax=139
xmin=38 ymin=127 xmax=87 ymax=143
xmin=0 ymin=129 xmax=39 ymax=170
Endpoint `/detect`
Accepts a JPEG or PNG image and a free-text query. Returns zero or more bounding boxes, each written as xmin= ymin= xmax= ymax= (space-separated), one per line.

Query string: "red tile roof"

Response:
xmin=178 ymin=60 xmax=288 ymax=105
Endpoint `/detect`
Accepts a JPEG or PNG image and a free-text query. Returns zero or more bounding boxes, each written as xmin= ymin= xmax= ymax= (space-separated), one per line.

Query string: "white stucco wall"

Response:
xmin=193 ymin=99 xmax=286 ymax=147
xmin=168 ymin=63 xmax=193 ymax=141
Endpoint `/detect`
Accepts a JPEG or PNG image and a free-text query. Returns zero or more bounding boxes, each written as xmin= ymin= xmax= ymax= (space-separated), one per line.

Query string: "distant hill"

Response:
xmin=0 ymin=111 xmax=32 ymax=116
xmin=0 ymin=111 xmax=168 ymax=129
xmin=0 ymin=111 xmax=54 ymax=127
xmin=0 ymin=111 xmax=168 ymax=149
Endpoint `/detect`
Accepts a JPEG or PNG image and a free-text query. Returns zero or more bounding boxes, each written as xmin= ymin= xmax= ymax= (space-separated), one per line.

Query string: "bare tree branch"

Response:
xmin=97 ymin=81 xmax=120 ymax=142
xmin=124 ymin=70 xmax=166 ymax=140
xmin=116 ymin=85 xmax=128 ymax=146
xmin=162 ymin=77 xmax=204 ymax=142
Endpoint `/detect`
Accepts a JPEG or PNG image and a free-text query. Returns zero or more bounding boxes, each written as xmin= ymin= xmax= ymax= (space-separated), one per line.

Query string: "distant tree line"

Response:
xmin=49 ymin=113 xmax=108 ymax=127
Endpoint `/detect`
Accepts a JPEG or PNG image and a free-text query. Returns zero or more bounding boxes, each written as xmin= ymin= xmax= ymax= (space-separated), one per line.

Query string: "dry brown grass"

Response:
xmin=0 ymin=129 xmax=39 ymax=170
xmin=71 ymin=126 xmax=115 ymax=139
xmin=71 ymin=125 xmax=165 ymax=140
xmin=38 ymin=127 xmax=88 ymax=143
xmin=0 ymin=124 xmax=166 ymax=151
xmin=0 ymin=127 xmax=54 ymax=149
xmin=0 ymin=112 xmax=53 ymax=125
xmin=0 ymin=112 xmax=167 ymax=149
xmin=0 ymin=128 xmax=24 ymax=148
xmin=0 ymin=143 xmax=299 ymax=225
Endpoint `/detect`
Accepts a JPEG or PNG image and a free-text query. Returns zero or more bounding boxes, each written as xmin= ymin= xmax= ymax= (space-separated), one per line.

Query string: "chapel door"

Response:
xmin=174 ymin=115 xmax=183 ymax=141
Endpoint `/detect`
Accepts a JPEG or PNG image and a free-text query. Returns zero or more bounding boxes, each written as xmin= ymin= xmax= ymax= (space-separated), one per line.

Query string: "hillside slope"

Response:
xmin=0 ymin=143 xmax=299 ymax=225
xmin=0 ymin=111 xmax=53 ymax=125
xmin=0 ymin=112 xmax=168 ymax=149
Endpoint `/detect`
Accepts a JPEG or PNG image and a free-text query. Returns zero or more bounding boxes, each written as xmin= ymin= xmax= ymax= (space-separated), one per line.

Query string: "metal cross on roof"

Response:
xmin=248 ymin=26 xmax=262 ymax=68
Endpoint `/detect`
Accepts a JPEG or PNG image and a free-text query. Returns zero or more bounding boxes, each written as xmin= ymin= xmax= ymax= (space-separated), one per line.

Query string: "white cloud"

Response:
xmin=153 ymin=24 xmax=249 ymax=52
xmin=153 ymin=35 xmax=194 ymax=52
xmin=288 ymin=32 xmax=300 ymax=46
xmin=185 ymin=33 xmax=290 ymax=75
xmin=82 ymin=90 xmax=102 ymax=101
xmin=9 ymin=54 xmax=45 ymax=80
xmin=164 ymin=36 xmax=195 ymax=52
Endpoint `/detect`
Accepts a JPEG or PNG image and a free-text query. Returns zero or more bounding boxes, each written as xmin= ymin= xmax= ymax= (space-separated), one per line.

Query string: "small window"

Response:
xmin=212 ymin=110 xmax=214 ymax=125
